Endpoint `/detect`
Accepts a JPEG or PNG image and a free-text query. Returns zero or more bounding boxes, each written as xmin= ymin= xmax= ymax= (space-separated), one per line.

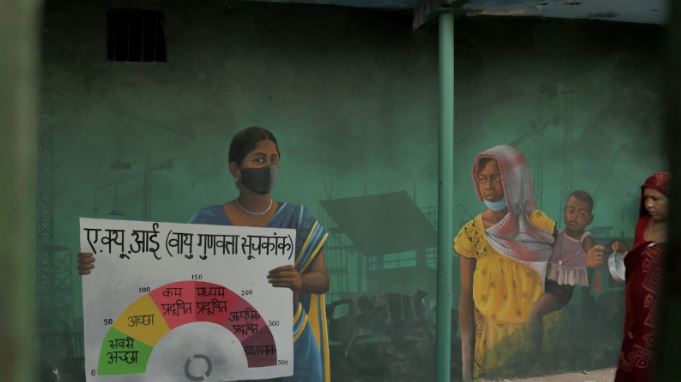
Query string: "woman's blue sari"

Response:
xmin=189 ymin=202 xmax=330 ymax=382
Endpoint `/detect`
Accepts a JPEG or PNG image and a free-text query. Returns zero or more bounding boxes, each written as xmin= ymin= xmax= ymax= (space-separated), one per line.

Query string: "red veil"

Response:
xmin=615 ymin=171 xmax=669 ymax=382
xmin=633 ymin=171 xmax=670 ymax=245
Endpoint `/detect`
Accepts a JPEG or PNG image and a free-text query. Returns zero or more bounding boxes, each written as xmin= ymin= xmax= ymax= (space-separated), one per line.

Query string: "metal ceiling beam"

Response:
xmin=413 ymin=0 xmax=467 ymax=29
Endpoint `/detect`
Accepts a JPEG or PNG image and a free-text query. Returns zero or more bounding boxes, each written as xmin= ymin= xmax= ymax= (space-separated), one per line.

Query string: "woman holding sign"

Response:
xmin=79 ymin=126 xmax=331 ymax=382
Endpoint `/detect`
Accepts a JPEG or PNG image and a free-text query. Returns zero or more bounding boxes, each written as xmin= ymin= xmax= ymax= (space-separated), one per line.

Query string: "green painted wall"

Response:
xmin=39 ymin=0 xmax=664 ymax=379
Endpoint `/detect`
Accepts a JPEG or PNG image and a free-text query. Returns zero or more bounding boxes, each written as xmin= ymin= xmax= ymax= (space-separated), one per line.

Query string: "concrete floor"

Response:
xmin=483 ymin=368 xmax=615 ymax=382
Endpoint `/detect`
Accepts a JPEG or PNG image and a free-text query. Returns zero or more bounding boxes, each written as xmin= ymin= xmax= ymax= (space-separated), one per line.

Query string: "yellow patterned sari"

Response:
xmin=454 ymin=210 xmax=556 ymax=378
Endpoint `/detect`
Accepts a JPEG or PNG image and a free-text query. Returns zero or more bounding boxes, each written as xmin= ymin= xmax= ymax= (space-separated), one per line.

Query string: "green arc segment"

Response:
xmin=98 ymin=327 xmax=154 ymax=375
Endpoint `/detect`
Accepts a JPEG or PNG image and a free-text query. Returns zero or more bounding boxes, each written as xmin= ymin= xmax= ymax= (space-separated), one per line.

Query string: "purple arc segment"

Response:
xmin=240 ymin=325 xmax=278 ymax=367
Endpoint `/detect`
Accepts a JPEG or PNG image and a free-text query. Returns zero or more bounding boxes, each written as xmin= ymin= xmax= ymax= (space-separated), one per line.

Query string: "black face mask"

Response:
xmin=239 ymin=166 xmax=279 ymax=195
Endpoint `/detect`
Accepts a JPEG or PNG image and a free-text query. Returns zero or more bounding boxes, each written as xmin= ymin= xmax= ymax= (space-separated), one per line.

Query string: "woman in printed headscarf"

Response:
xmin=454 ymin=145 xmax=556 ymax=380
xmin=609 ymin=171 xmax=669 ymax=382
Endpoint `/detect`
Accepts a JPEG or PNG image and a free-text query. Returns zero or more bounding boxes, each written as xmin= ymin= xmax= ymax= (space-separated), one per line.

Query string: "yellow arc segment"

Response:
xmin=112 ymin=294 xmax=170 ymax=347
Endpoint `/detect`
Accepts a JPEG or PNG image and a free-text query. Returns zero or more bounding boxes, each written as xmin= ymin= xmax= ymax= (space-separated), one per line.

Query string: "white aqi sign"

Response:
xmin=80 ymin=218 xmax=295 ymax=382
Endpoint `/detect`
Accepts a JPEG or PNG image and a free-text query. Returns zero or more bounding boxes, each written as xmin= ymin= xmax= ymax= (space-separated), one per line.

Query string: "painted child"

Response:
xmin=528 ymin=190 xmax=605 ymax=352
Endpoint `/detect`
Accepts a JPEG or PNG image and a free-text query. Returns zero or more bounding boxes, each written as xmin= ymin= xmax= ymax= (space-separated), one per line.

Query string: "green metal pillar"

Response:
xmin=0 ymin=0 xmax=40 ymax=381
xmin=436 ymin=10 xmax=454 ymax=382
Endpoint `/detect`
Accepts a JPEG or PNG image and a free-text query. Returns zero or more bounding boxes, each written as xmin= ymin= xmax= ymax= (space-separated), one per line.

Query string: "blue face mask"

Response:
xmin=484 ymin=198 xmax=507 ymax=212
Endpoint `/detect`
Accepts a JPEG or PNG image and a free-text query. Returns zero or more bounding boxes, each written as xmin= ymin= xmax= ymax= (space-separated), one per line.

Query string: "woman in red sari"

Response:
xmin=612 ymin=171 xmax=669 ymax=382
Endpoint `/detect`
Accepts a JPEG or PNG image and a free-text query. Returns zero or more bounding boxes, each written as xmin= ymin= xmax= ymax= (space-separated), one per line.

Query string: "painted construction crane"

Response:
xmin=36 ymin=115 xmax=76 ymax=359
xmin=35 ymin=109 xmax=194 ymax=377
xmin=510 ymin=120 xmax=551 ymax=208
xmin=95 ymin=157 xmax=175 ymax=220
xmin=558 ymin=81 xmax=575 ymax=222
xmin=509 ymin=81 xmax=563 ymax=210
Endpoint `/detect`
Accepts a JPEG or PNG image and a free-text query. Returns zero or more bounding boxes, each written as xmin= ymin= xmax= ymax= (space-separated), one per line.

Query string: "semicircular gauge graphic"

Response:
xmin=97 ymin=281 xmax=277 ymax=375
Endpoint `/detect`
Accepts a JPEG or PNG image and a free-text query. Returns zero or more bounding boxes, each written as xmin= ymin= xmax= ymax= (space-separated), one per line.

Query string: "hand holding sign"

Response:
xmin=267 ymin=265 xmax=303 ymax=292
